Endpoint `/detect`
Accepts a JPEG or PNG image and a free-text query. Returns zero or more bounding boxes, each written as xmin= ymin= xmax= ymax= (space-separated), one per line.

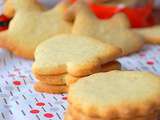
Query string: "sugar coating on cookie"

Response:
xmin=33 ymin=34 xmax=122 ymax=76
xmin=68 ymin=71 xmax=160 ymax=119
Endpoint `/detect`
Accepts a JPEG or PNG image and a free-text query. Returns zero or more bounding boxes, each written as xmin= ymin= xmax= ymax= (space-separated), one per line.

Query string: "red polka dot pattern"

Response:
xmin=36 ymin=102 xmax=45 ymax=106
xmin=44 ymin=113 xmax=54 ymax=118
xmin=30 ymin=109 xmax=40 ymax=114
xmin=13 ymin=81 xmax=21 ymax=86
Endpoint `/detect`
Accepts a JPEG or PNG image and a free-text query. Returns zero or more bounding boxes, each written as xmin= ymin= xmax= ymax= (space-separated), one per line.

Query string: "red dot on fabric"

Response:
xmin=36 ymin=102 xmax=45 ymax=106
xmin=62 ymin=96 xmax=67 ymax=100
xmin=44 ymin=113 xmax=54 ymax=118
xmin=147 ymin=61 xmax=154 ymax=65
xmin=13 ymin=81 xmax=21 ymax=86
xmin=30 ymin=109 xmax=40 ymax=114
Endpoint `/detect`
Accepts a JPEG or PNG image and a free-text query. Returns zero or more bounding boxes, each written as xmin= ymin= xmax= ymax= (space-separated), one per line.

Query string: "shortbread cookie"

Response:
xmin=64 ymin=107 xmax=158 ymax=120
xmin=134 ymin=26 xmax=160 ymax=44
xmin=36 ymin=61 xmax=120 ymax=85
xmin=34 ymin=82 xmax=68 ymax=94
xmin=35 ymin=74 xmax=66 ymax=85
xmin=68 ymin=71 xmax=160 ymax=119
xmin=64 ymin=111 xmax=157 ymax=120
xmin=0 ymin=1 xmax=72 ymax=59
xmin=33 ymin=34 xmax=122 ymax=76
xmin=35 ymin=61 xmax=121 ymax=85
xmin=65 ymin=61 xmax=121 ymax=85
xmin=68 ymin=1 xmax=143 ymax=55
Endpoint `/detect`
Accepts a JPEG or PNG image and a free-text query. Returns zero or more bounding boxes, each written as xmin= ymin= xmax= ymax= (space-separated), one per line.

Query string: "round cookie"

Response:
xmin=68 ymin=71 xmax=160 ymax=119
xmin=34 ymin=82 xmax=68 ymax=94
xmin=65 ymin=61 xmax=121 ymax=85
xmin=33 ymin=34 xmax=122 ymax=76
xmin=65 ymin=107 xmax=158 ymax=120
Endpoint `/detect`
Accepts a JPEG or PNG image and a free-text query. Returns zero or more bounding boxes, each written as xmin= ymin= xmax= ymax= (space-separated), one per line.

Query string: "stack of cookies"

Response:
xmin=65 ymin=71 xmax=160 ymax=120
xmin=32 ymin=34 xmax=122 ymax=93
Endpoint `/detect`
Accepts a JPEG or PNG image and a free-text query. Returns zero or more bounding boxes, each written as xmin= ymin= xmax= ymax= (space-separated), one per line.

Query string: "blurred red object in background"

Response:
xmin=0 ymin=15 xmax=10 ymax=31
xmin=69 ymin=0 xmax=154 ymax=28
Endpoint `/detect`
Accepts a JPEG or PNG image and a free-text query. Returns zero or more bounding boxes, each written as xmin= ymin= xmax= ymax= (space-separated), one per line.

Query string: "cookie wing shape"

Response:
xmin=134 ymin=26 xmax=160 ymax=44
xmin=70 ymin=1 xmax=144 ymax=55
xmin=32 ymin=34 xmax=122 ymax=76
xmin=68 ymin=71 xmax=160 ymax=118
xmin=0 ymin=0 xmax=72 ymax=59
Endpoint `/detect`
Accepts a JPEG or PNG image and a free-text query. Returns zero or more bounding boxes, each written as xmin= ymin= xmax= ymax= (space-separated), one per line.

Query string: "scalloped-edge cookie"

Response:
xmin=68 ymin=1 xmax=144 ymax=55
xmin=134 ymin=26 xmax=160 ymax=44
xmin=64 ymin=106 xmax=158 ymax=120
xmin=34 ymin=82 xmax=68 ymax=94
xmin=0 ymin=0 xmax=72 ymax=59
xmin=32 ymin=34 xmax=122 ymax=77
xmin=68 ymin=71 xmax=160 ymax=119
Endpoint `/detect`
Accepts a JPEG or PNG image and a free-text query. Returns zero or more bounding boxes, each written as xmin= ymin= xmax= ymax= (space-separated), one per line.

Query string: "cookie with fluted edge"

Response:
xmin=68 ymin=71 xmax=160 ymax=119
xmin=67 ymin=1 xmax=144 ymax=55
xmin=134 ymin=26 xmax=160 ymax=44
xmin=34 ymin=82 xmax=68 ymax=94
xmin=32 ymin=34 xmax=122 ymax=77
xmin=64 ymin=106 xmax=158 ymax=120
xmin=0 ymin=0 xmax=72 ymax=59
xmin=65 ymin=61 xmax=121 ymax=85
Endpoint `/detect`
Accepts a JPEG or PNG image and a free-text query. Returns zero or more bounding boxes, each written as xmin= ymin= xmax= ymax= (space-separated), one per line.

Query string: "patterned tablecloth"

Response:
xmin=0 ymin=0 xmax=160 ymax=120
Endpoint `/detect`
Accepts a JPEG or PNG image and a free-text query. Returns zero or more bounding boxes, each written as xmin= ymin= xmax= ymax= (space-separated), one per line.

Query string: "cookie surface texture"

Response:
xmin=65 ymin=61 xmax=121 ymax=85
xmin=68 ymin=71 xmax=160 ymax=119
xmin=70 ymin=1 xmax=143 ymax=55
xmin=34 ymin=82 xmax=68 ymax=94
xmin=134 ymin=26 xmax=160 ymax=44
xmin=33 ymin=34 xmax=122 ymax=76
xmin=0 ymin=0 xmax=72 ymax=59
